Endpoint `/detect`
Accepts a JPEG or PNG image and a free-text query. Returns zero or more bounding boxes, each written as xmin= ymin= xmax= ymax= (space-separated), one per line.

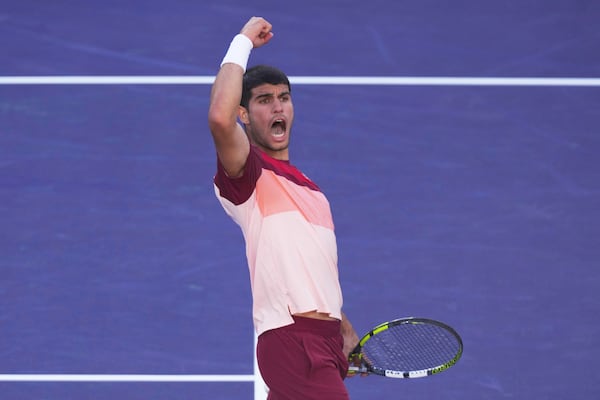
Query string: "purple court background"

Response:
xmin=2 ymin=1 xmax=600 ymax=399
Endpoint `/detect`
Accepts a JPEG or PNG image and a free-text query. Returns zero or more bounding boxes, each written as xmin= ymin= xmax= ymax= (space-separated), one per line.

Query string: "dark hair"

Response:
xmin=241 ymin=65 xmax=291 ymax=108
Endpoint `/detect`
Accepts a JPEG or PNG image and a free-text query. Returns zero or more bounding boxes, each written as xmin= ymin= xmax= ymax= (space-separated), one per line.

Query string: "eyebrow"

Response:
xmin=253 ymin=91 xmax=291 ymax=101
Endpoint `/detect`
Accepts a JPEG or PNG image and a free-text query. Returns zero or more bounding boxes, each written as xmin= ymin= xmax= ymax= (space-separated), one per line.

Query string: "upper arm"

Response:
xmin=210 ymin=119 xmax=249 ymax=178
xmin=208 ymin=64 xmax=250 ymax=177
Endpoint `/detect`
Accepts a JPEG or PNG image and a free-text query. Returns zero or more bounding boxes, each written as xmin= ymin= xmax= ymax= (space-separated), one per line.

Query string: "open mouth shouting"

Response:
xmin=271 ymin=117 xmax=287 ymax=140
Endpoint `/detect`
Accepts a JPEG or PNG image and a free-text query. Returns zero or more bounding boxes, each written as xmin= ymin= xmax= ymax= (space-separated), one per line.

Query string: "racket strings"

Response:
xmin=362 ymin=322 xmax=461 ymax=372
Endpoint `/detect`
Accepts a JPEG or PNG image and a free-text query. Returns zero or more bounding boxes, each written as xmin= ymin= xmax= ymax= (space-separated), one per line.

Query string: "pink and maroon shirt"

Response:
xmin=214 ymin=145 xmax=343 ymax=335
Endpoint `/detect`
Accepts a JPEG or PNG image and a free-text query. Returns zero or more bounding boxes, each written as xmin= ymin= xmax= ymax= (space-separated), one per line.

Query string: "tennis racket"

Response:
xmin=348 ymin=317 xmax=463 ymax=378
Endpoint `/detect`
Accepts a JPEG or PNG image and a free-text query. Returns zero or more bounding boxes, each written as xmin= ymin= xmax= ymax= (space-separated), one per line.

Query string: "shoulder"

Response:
xmin=265 ymin=160 xmax=321 ymax=192
xmin=214 ymin=146 xmax=263 ymax=205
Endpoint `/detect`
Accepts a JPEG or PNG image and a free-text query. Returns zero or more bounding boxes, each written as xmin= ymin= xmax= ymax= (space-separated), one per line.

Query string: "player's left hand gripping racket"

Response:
xmin=348 ymin=317 xmax=463 ymax=378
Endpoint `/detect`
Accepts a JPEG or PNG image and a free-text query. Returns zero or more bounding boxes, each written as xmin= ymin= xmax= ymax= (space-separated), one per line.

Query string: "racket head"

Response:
xmin=350 ymin=317 xmax=463 ymax=379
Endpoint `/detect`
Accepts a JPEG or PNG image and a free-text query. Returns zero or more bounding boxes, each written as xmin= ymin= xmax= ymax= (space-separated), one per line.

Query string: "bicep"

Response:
xmin=212 ymin=121 xmax=250 ymax=178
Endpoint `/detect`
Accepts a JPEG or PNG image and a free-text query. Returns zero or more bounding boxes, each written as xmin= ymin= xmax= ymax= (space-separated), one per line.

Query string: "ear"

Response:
xmin=238 ymin=106 xmax=250 ymax=125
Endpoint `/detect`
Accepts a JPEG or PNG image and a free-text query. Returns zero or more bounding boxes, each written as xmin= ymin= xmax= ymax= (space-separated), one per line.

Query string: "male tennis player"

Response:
xmin=208 ymin=16 xmax=360 ymax=399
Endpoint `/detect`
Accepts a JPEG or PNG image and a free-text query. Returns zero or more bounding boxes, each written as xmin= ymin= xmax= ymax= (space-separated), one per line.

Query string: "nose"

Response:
xmin=272 ymin=98 xmax=284 ymax=112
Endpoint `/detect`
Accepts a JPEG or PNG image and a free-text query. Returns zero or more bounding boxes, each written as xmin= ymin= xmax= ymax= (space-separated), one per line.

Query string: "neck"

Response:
xmin=254 ymin=144 xmax=289 ymax=161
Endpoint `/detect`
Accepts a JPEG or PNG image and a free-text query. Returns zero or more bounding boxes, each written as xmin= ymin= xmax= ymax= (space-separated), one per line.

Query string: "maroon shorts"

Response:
xmin=256 ymin=316 xmax=350 ymax=400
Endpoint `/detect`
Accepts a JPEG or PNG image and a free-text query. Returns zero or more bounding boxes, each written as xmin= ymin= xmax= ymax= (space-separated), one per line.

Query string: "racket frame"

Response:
xmin=349 ymin=317 xmax=463 ymax=379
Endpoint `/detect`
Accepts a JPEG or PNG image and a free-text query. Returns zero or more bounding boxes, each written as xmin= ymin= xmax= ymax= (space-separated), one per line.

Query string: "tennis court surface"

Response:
xmin=2 ymin=1 xmax=599 ymax=399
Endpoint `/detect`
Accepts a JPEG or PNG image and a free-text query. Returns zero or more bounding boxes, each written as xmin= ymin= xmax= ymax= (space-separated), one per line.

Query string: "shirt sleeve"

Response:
xmin=214 ymin=146 xmax=262 ymax=205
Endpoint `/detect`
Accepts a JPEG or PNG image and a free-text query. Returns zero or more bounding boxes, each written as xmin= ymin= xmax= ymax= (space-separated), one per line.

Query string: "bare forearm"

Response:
xmin=209 ymin=16 xmax=274 ymax=135
xmin=208 ymin=64 xmax=244 ymax=139
xmin=341 ymin=311 xmax=360 ymax=358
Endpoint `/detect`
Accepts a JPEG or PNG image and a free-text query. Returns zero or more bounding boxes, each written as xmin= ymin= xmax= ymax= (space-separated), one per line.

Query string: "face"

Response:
xmin=239 ymin=83 xmax=294 ymax=160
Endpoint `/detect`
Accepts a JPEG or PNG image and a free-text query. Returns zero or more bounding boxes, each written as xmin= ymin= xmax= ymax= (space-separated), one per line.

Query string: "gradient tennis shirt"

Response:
xmin=214 ymin=145 xmax=343 ymax=336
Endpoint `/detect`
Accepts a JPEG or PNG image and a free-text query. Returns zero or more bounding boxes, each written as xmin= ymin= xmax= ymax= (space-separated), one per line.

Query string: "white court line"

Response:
xmin=0 ymin=75 xmax=599 ymax=86
xmin=0 ymin=334 xmax=267 ymax=398
xmin=0 ymin=374 xmax=255 ymax=382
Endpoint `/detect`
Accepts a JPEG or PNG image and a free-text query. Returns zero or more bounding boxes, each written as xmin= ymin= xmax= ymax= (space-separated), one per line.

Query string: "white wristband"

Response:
xmin=220 ymin=34 xmax=253 ymax=72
